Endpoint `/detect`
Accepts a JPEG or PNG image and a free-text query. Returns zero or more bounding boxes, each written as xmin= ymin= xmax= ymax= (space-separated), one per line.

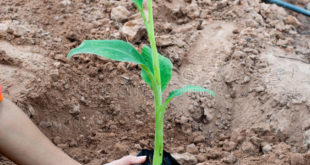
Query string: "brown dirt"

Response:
xmin=1 ymin=0 xmax=310 ymax=164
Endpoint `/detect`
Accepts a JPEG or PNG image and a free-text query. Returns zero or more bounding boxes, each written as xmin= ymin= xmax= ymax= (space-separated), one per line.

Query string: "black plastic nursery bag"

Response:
xmin=135 ymin=149 xmax=180 ymax=165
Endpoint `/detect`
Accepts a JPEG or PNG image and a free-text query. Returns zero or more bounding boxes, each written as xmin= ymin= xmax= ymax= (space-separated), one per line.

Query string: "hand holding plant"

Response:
xmin=67 ymin=0 xmax=215 ymax=164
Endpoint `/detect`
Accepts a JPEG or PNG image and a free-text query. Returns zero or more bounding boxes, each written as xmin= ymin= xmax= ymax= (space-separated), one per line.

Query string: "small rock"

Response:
xmin=8 ymin=25 xmax=29 ymax=37
xmin=39 ymin=121 xmax=52 ymax=128
xmin=134 ymin=144 xmax=142 ymax=150
xmin=216 ymin=0 xmax=229 ymax=9
xmin=306 ymin=3 xmax=310 ymax=11
xmin=205 ymin=147 xmax=222 ymax=159
xmin=290 ymin=153 xmax=305 ymax=165
xmin=196 ymin=153 xmax=207 ymax=162
xmin=114 ymin=142 xmax=129 ymax=155
xmin=284 ymin=15 xmax=301 ymax=27
xmin=157 ymin=35 xmax=174 ymax=47
xmin=252 ymin=85 xmax=266 ymax=93
xmin=53 ymin=136 xmax=62 ymax=145
xmin=222 ymin=153 xmax=236 ymax=164
xmin=69 ymin=139 xmax=78 ymax=147
xmin=0 ymin=21 xmax=9 ymax=33
xmin=303 ymin=120 xmax=310 ymax=131
xmin=174 ymin=146 xmax=185 ymax=153
xmin=111 ymin=6 xmax=130 ymax=23
xmin=232 ymin=51 xmax=246 ymax=60
xmin=184 ymin=2 xmax=200 ymax=19
xmin=242 ymin=76 xmax=251 ymax=84
xmin=194 ymin=135 xmax=205 ymax=143
xmin=171 ymin=152 xmax=197 ymax=165
xmin=249 ymin=136 xmax=262 ymax=146
xmin=117 ymin=62 xmax=127 ymax=73
xmin=60 ymin=0 xmax=72 ymax=6
xmin=27 ymin=105 xmax=36 ymax=117
xmin=222 ymin=140 xmax=237 ymax=151
xmin=87 ymin=159 xmax=104 ymax=165
xmin=54 ymin=54 xmax=68 ymax=63
xmin=203 ymin=109 xmax=214 ymax=122
xmin=262 ymin=144 xmax=272 ymax=154
xmin=50 ymin=69 xmax=59 ymax=82
xmin=303 ymin=130 xmax=310 ymax=147
xmin=57 ymin=143 xmax=68 ymax=149
xmin=121 ymin=19 xmax=146 ymax=43
xmin=186 ymin=143 xmax=199 ymax=154
xmin=224 ymin=73 xmax=237 ymax=84
xmin=179 ymin=116 xmax=190 ymax=124
xmin=200 ymin=10 xmax=209 ymax=19
xmin=304 ymin=151 xmax=310 ymax=163
xmin=197 ymin=163 xmax=211 ymax=165
xmin=231 ymin=129 xmax=245 ymax=144
xmin=241 ymin=141 xmax=257 ymax=155
xmin=69 ymin=104 xmax=80 ymax=115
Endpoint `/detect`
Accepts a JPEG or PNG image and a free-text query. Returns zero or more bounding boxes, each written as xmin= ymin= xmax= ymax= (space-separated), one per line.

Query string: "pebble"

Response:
xmin=57 ymin=143 xmax=68 ymax=149
xmin=27 ymin=105 xmax=36 ymax=117
xmin=303 ymin=130 xmax=310 ymax=147
xmin=196 ymin=153 xmax=207 ymax=162
xmin=114 ymin=142 xmax=129 ymax=155
xmin=53 ymin=136 xmax=62 ymax=145
xmin=69 ymin=104 xmax=80 ymax=115
xmin=111 ymin=6 xmax=130 ymax=23
xmin=302 ymin=120 xmax=310 ymax=131
xmin=216 ymin=0 xmax=229 ymax=9
xmin=222 ymin=153 xmax=237 ymax=164
xmin=184 ymin=2 xmax=200 ymax=19
xmin=171 ymin=152 xmax=198 ymax=165
xmin=262 ymin=144 xmax=272 ymax=154
xmin=186 ymin=143 xmax=199 ymax=154
xmin=60 ymin=0 xmax=72 ymax=6
xmin=194 ymin=135 xmax=205 ymax=143
xmin=49 ymin=69 xmax=60 ymax=82
xmin=174 ymin=146 xmax=185 ymax=153
xmin=69 ymin=139 xmax=78 ymax=147
xmin=157 ymin=35 xmax=174 ymax=47
xmin=306 ymin=3 xmax=310 ymax=11
xmin=121 ymin=19 xmax=146 ymax=43
xmin=284 ymin=15 xmax=301 ymax=27
xmin=222 ymin=140 xmax=237 ymax=151
xmin=205 ymin=147 xmax=222 ymax=159
xmin=242 ymin=76 xmax=251 ymax=84
xmin=204 ymin=109 xmax=214 ymax=122
xmin=241 ymin=141 xmax=257 ymax=155
xmin=289 ymin=153 xmax=305 ymax=165
xmin=8 ymin=23 xmax=30 ymax=37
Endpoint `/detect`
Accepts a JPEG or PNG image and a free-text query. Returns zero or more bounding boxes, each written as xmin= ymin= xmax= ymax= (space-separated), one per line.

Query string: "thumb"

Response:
xmin=126 ymin=155 xmax=147 ymax=164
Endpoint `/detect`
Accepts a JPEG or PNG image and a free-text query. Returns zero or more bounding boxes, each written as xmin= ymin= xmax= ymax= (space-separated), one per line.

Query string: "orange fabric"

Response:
xmin=0 ymin=85 xmax=3 ymax=102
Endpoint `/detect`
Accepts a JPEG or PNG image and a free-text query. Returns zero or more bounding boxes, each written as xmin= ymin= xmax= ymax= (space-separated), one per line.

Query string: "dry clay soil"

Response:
xmin=1 ymin=0 xmax=310 ymax=164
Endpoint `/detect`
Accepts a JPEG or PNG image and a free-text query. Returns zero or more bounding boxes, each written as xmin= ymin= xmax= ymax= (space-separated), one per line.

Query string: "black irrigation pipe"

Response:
xmin=263 ymin=0 xmax=310 ymax=17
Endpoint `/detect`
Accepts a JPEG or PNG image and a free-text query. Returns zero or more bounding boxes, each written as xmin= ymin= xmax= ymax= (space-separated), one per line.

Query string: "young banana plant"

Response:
xmin=67 ymin=0 xmax=215 ymax=164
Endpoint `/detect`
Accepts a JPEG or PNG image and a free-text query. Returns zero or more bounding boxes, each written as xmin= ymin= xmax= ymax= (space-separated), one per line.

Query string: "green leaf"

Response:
xmin=161 ymin=85 xmax=215 ymax=114
xmin=167 ymin=85 xmax=215 ymax=100
xmin=140 ymin=46 xmax=172 ymax=92
xmin=131 ymin=0 xmax=143 ymax=10
xmin=67 ymin=40 xmax=146 ymax=65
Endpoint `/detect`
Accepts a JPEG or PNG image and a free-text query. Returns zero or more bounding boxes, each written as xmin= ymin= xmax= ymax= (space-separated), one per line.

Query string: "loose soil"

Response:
xmin=1 ymin=0 xmax=310 ymax=164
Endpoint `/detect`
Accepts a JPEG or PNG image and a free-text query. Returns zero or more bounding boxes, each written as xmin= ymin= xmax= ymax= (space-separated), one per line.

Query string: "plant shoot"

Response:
xmin=67 ymin=0 xmax=215 ymax=164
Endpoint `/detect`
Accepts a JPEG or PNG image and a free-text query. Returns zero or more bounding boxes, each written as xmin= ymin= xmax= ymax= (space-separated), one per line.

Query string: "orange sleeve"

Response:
xmin=0 ymin=85 xmax=3 ymax=102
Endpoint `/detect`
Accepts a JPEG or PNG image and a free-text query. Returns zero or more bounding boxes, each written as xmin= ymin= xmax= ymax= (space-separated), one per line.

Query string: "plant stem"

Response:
xmin=147 ymin=0 xmax=161 ymax=87
xmin=153 ymin=85 xmax=163 ymax=165
xmin=153 ymin=104 xmax=164 ymax=165
xmin=141 ymin=0 xmax=164 ymax=164
xmin=146 ymin=0 xmax=164 ymax=164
